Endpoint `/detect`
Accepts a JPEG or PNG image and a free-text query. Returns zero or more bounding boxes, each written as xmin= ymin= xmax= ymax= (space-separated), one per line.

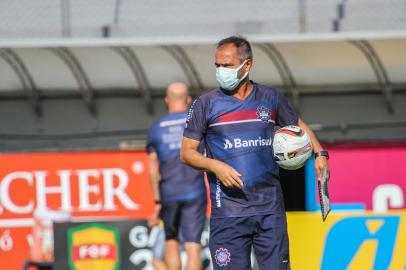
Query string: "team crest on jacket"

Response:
xmin=256 ymin=106 xmax=271 ymax=123
xmin=215 ymin=248 xmax=231 ymax=266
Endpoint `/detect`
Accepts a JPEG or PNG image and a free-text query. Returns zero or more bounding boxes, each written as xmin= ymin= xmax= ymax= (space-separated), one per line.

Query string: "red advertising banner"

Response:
xmin=306 ymin=143 xmax=406 ymax=211
xmin=0 ymin=151 xmax=154 ymax=270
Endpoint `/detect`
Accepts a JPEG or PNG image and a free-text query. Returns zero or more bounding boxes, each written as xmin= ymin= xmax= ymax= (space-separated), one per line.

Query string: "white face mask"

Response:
xmin=215 ymin=61 xmax=249 ymax=91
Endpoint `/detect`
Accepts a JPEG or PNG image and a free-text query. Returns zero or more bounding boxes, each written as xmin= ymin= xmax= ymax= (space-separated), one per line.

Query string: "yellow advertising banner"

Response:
xmin=287 ymin=211 xmax=406 ymax=270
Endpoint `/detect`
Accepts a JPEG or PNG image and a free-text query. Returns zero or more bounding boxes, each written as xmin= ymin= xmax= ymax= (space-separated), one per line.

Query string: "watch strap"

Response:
xmin=315 ymin=150 xmax=329 ymax=159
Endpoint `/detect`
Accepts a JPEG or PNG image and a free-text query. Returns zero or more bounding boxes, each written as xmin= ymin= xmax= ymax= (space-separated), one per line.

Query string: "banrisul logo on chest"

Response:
xmin=68 ymin=223 xmax=121 ymax=270
xmin=223 ymin=137 xmax=272 ymax=149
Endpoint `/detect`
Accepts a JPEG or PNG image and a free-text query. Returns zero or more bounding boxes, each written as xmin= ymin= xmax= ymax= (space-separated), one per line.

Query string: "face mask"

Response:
xmin=216 ymin=61 xmax=249 ymax=91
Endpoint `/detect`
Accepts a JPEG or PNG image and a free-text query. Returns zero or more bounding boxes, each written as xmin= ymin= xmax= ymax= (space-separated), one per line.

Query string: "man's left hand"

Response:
xmin=315 ymin=156 xmax=329 ymax=181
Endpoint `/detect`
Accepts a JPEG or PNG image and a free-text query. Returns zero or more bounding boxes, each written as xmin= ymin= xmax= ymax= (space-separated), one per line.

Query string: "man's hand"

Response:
xmin=181 ymin=136 xmax=243 ymax=188
xmin=209 ymin=159 xmax=244 ymax=189
xmin=147 ymin=204 xmax=161 ymax=227
xmin=315 ymin=156 xmax=329 ymax=181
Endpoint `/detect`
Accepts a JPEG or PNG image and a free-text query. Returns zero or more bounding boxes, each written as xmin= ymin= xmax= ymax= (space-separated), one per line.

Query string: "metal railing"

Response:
xmin=0 ymin=0 xmax=405 ymax=40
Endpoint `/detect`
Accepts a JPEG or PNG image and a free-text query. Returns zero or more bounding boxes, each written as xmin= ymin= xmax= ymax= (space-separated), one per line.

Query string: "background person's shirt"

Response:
xmin=183 ymin=82 xmax=298 ymax=218
xmin=147 ymin=111 xmax=206 ymax=203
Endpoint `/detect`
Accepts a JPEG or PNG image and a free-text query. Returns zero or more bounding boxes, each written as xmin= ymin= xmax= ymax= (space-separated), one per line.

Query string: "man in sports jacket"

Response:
xmin=180 ymin=36 xmax=329 ymax=270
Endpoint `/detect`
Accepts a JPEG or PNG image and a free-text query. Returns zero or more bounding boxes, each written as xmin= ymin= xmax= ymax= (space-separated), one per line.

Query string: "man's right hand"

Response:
xmin=209 ymin=159 xmax=244 ymax=189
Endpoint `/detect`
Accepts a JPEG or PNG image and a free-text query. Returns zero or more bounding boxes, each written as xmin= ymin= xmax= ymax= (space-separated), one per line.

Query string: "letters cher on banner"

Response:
xmin=0 ymin=151 xmax=154 ymax=270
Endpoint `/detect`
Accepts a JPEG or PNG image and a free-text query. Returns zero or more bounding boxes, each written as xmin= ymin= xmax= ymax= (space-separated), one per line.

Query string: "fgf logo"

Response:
xmin=68 ymin=223 xmax=121 ymax=270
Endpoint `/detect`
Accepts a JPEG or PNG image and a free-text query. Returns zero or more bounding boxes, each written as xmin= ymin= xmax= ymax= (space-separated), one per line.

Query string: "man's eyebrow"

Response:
xmin=214 ymin=63 xmax=233 ymax=67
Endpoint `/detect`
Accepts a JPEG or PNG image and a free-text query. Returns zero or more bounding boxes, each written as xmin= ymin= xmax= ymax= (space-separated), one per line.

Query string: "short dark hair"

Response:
xmin=217 ymin=35 xmax=253 ymax=62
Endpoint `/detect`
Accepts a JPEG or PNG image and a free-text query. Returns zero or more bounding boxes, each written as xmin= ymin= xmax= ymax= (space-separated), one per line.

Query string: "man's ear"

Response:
xmin=246 ymin=58 xmax=253 ymax=71
xmin=164 ymin=96 xmax=169 ymax=105
xmin=187 ymin=96 xmax=192 ymax=106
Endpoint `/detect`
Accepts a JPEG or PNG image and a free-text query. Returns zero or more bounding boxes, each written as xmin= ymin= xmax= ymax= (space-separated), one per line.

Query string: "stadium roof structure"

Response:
xmin=0 ymin=32 xmax=406 ymax=150
xmin=1 ymin=31 xmax=405 ymax=115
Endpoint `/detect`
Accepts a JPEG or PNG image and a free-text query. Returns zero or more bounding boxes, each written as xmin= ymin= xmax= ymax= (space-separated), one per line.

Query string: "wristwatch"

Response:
xmin=314 ymin=150 xmax=329 ymax=159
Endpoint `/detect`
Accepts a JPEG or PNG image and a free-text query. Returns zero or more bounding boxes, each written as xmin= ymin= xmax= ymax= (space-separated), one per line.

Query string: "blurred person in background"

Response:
xmin=180 ymin=36 xmax=329 ymax=270
xmin=147 ymin=82 xmax=207 ymax=270
xmin=150 ymin=224 xmax=168 ymax=270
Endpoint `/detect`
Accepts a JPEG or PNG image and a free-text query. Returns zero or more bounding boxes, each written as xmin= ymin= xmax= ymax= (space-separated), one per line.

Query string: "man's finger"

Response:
xmin=316 ymin=166 xmax=322 ymax=181
xmin=230 ymin=173 xmax=243 ymax=188
xmin=222 ymin=179 xmax=232 ymax=188
xmin=233 ymin=169 xmax=242 ymax=177
xmin=223 ymin=175 xmax=241 ymax=189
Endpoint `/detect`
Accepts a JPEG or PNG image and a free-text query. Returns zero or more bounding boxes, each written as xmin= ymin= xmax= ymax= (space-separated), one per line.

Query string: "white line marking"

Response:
xmin=0 ymin=216 xmax=134 ymax=228
xmin=0 ymin=218 xmax=34 ymax=228
xmin=209 ymin=119 xmax=275 ymax=127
